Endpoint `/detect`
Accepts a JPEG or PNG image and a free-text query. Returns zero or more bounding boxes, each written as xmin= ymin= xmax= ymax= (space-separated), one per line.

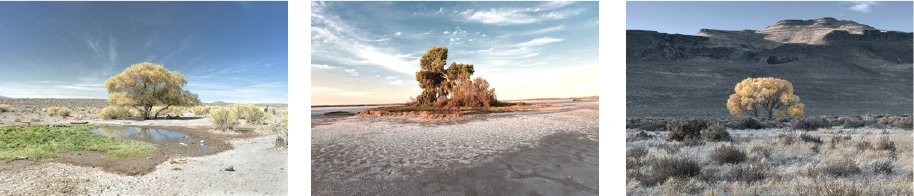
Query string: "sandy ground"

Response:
xmin=311 ymin=100 xmax=599 ymax=195
xmin=0 ymin=134 xmax=288 ymax=195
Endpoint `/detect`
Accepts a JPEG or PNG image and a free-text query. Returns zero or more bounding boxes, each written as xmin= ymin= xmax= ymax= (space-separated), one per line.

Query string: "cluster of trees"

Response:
xmin=727 ymin=77 xmax=804 ymax=119
xmin=414 ymin=46 xmax=497 ymax=108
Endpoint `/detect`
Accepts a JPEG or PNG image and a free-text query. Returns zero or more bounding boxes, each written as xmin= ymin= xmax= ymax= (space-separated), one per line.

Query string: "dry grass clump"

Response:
xmin=628 ymin=147 xmax=649 ymax=160
xmin=808 ymin=158 xmax=860 ymax=177
xmin=873 ymin=159 xmax=893 ymax=174
xmin=0 ymin=104 xmax=14 ymax=113
xmin=628 ymin=131 xmax=654 ymax=142
xmin=710 ymin=145 xmax=745 ymax=165
xmin=659 ymin=177 xmax=702 ymax=195
xmin=46 ymin=107 xmax=71 ymax=117
xmin=99 ymin=106 xmax=132 ymax=120
xmin=798 ymin=132 xmax=823 ymax=144
xmin=637 ymin=157 xmax=701 ymax=186
xmin=859 ymin=136 xmax=896 ymax=152
xmin=665 ymin=119 xmax=708 ymax=141
xmin=701 ymin=123 xmax=731 ymax=142
xmin=793 ymin=177 xmax=864 ymax=196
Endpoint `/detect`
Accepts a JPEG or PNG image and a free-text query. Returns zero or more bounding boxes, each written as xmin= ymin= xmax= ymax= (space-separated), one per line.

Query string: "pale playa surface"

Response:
xmin=312 ymin=100 xmax=599 ymax=195
xmin=0 ymin=135 xmax=287 ymax=195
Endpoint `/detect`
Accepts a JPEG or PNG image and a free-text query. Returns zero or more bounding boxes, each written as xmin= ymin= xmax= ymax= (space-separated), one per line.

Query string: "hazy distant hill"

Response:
xmin=627 ymin=17 xmax=913 ymax=118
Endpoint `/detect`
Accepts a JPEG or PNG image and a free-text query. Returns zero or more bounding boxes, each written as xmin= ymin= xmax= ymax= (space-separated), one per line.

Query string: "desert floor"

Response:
xmin=311 ymin=99 xmax=599 ymax=195
xmin=0 ymin=100 xmax=288 ymax=195
xmin=626 ymin=127 xmax=913 ymax=195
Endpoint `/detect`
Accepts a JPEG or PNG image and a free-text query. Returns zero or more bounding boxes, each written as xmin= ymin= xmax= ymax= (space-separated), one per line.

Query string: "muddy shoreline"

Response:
xmin=0 ymin=125 xmax=259 ymax=176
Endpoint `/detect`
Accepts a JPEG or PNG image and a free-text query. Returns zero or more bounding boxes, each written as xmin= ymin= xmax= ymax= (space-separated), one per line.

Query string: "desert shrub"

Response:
xmin=659 ymin=177 xmax=702 ymax=195
xmin=628 ymin=131 xmax=654 ymax=141
xmin=828 ymin=134 xmax=852 ymax=149
xmin=152 ymin=106 xmax=183 ymax=118
xmin=842 ymin=117 xmax=866 ymax=128
xmin=748 ymin=146 xmax=771 ymax=158
xmin=234 ymin=103 xmax=265 ymax=124
xmin=47 ymin=107 xmax=71 ymax=117
xmin=873 ymin=159 xmax=893 ymax=174
xmin=701 ymin=123 xmax=731 ymax=142
xmin=793 ymin=178 xmax=864 ymax=196
xmin=210 ymin=107 xmax=239 ymax=131
xmin=731 ymin=117 xmax=763 ymax=129
xmin=726 ymin=160 xmax=766 ymax=182
xmin=809 ymin=159 xmax=860 ymax=177
xmin=191 ymin=106 xmax=209 ymax=116
xmin=638 ymin=157 xmax=701 ymax=186
xmin=778 ymin=133 xmax=795 ymax=145
xmin=99 ymin=106 xmax=132 ymax=120
xmin=447 ymin=77 xmax=497 ymax=108
xmin=627 ymin=119 xmax=667 ymax=131
xmin=860 ymin=136 xmax=896 ymax=151
xmin=710 ymin=145 xmax=746 ymax=165
xmin=793 ymin=117 xmax=829 ymax=130
xmin=0 ymin=104 xmax=14 ymax=112
xmin=799 ymin=133 xmax=823 ymax=144
xmin=433 ymin=97 xmax=449 ymax=107
xmin=627 ymin=147 xmax=649 ymax=160
xmin=665 ymin=119 xmax=708 ymax=141
xmin=681 ymin=137 xmax=704 ymax=146
xmin=267 ymin=109 xmax=289 ymax=148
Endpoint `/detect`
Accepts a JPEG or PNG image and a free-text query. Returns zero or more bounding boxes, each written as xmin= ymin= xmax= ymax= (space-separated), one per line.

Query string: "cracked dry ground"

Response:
xmin=311 ymin=101 xmax=599 ymax=195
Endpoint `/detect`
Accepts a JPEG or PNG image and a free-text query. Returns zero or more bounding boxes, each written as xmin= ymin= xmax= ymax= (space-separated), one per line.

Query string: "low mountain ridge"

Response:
xmin=627 ymin=17 xmax=913 ymax=118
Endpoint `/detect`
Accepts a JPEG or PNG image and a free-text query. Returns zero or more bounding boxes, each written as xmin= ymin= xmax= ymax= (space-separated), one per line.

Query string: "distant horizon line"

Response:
xmin=0 ymin=96 xmax=287 ymax=105
xmin=311 ymin=95 xmax=599 ymax=107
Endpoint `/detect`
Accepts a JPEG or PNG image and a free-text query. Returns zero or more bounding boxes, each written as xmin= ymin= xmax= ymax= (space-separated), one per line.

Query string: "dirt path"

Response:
xmin=0 ymin=135 xmax=287 ymax=195
xmin=311 ymin=100 xmax=599 ymax=195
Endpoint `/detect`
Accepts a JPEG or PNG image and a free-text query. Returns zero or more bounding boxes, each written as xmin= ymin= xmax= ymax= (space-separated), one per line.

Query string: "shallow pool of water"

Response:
xmin=92 ymin=126 xmax=214 ymax=154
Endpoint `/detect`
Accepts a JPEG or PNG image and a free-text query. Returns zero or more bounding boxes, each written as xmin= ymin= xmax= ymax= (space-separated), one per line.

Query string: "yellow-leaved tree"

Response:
xmin=726 ymin=77 xmax=804 ymax=119
xmin=104 ymin=62 xmax=200 ymax=120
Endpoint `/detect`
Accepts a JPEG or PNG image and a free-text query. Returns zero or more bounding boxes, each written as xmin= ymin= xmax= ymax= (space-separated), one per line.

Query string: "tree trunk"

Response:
xmin=153 ymin=105 xmax=172 ymax=119
xmin=142 ymin=105 xmax=152 ymax=120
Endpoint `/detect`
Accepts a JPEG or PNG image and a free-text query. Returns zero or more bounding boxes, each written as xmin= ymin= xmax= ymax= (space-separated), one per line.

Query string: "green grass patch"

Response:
xmin=0 ymin=125 xmax=156 ymax=160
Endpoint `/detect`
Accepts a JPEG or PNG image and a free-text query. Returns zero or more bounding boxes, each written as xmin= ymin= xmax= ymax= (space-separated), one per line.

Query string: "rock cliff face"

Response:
xmin=627 ymin=17 xmax=913 ymax=118
xmin=760 ymin=17 xmax=877 ymax=44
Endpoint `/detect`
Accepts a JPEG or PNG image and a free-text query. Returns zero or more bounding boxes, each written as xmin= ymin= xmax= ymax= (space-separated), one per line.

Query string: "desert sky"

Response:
xmin=628 ymin=1 xmax=912 ymax=35
xmin=311 ymin=1 xmax=599 ymax=105
xmin=0 ymin=2 xmax=288 ymax=103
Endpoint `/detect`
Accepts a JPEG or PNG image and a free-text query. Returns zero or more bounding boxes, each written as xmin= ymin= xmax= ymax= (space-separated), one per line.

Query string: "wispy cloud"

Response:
xmin=848 ymin=1 xmax=879 ymax=13
xmin=312 ymin=5 xmax=418 ymax=75
xmin=460 ymin=2 xmax=581 ymax=25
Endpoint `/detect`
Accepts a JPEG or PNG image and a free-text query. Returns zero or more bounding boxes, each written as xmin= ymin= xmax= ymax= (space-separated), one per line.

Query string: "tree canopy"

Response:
xmin=104 ymin=62 xmax=200 ymax=119
xmin=726 ymin=77 xmax=804 ymax=119
xmin=414 ymin=46 xmax=493 ymax=107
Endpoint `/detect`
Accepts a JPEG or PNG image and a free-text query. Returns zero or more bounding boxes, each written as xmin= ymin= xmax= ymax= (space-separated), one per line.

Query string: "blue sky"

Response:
xmin=312 ymin=1 xmax=599 ymax=105
xmin=628 ymin=1 xmax=913 ymax=35
xmin=0 ymin=2 xmax=288 ymax=103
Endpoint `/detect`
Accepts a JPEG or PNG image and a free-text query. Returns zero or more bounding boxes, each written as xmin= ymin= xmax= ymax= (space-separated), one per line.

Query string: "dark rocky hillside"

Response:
xmin=627 ymin=17 xmax=913 ymax=118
